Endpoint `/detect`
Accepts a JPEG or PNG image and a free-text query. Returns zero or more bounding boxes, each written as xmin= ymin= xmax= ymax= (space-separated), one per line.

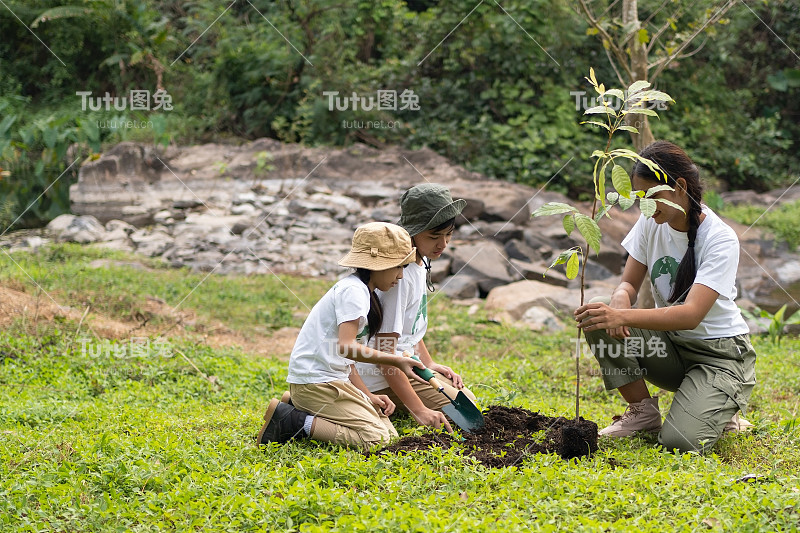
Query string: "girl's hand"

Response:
xmin=430 ymin=363 xmax=464 ymax=389
xmin=369 ymin=394 xmax=396 ymax=416
xmin=607 ymin=291 xmax=633 ymax=339
xmin=409 ymin=406 xmax=453 ymax=433
xmin=574 ymin=302 xmax=626 ymax=332
xmin=394 ymin=356 xmax=429 ymax=384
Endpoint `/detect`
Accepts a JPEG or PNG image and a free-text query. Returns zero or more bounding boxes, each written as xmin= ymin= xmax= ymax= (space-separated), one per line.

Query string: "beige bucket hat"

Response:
xmin=338 ymin=222 xmax=417 ymax=270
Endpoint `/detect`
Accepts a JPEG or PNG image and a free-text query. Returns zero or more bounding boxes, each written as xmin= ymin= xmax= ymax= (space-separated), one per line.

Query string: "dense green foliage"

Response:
xmin=1 ymin=244 xmax=800 ymax=531
xmin=1 ymin=0 xmax=798 ymax=228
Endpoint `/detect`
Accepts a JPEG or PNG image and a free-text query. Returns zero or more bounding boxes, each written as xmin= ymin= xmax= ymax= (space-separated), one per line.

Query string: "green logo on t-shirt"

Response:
xmin=651 ymin=256 xmax=679 ymax=288
xmin=357 ymin=324 xmax=370 ymax=341
xmin=411 ymin=293 xmax=427 ymax=335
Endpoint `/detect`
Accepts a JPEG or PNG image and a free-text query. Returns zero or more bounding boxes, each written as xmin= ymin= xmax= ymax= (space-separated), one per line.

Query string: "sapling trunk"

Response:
xmin=574 ymin=141 xmax=605 ymax=420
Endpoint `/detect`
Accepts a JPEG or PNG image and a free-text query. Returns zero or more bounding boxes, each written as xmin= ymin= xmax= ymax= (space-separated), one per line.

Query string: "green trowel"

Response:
xmin=404 ymin=352 xmax=485 ymax=432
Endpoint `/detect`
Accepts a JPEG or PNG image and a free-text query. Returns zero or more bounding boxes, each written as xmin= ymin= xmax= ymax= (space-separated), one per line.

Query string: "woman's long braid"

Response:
xmin=669 ymin=193 xmax=701 ymax=303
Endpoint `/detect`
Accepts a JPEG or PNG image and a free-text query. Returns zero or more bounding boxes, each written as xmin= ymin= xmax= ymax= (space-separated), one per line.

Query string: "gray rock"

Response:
xmin=519 ymin=306 xmax=564 ymax=332
xmin=153 ymin=210 xmax=174 ymax=225
xmin=430 ymin=257 xmax=451 ymax=283
xmin=93 ymin=239 xmax=135 ymax=252
xmin=105 ymin=220 xmax=136 ymax=234
xmin=508 ymin=258 xmax=569 ymax=287
xmin=346 ymin=184 xmax=398 ymax=206
xmin=130 ymin=230 xmax=173 ymax=257
xmin=485 ymin=280 xmax=608 ymax=318
xmin=776 ymin=260 xmax=800 ymax=285
xmin=52 ymin=215 xmax=107 ymax=244
xmin=231 ymin=203 xmax=256 ymax=216
xmin=438 ymin=275 xmax=480 ymax=299
xmin=505 ymin=239 xmax=539 ymax=262
xmin=719 ymin=190 xmax=776 ymax=207
xmin=233 ymin=192 xmax=257 ymax=205
xmin=470 ymin=221 xmax=524 ymax=243
xmin=450 ymin=240 xmax=513 ymax=293
xmin=449 ymin=182 xmax=530 ymax=225
xmin=173 ymin=199 xmax=203 ymax=209
xmin=47 ymin=214 xmax=77 ymax=233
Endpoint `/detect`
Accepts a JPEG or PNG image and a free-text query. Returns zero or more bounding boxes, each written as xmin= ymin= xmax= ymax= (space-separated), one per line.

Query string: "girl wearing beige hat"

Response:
xmin=257 ymin=222 xmax=445 ymax=450
xmin=356 ymin=183 xmax=476 ymax=429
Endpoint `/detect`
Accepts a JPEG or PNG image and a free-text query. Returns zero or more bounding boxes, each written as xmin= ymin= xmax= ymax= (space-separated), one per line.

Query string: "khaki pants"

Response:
xmin=585 ymin=318 xmax=757 ymax=454
xmin=289 ymin=380 xmax=397 ymax=451
xmin=372 ymin=372 xmax=477 ymax=412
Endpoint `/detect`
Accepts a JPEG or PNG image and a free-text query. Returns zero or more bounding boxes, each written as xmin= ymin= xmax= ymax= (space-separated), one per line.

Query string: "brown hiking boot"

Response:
xmin=599 ymin=398 xmax=662 ymax=437
xmin=723 ymin=412 xmax=754 ymax=433
xmin=256 ymin=399 xmax=308 ymax=445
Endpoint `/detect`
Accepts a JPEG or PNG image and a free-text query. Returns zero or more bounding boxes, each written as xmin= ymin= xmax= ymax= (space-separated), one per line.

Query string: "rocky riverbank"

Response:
xmin=3 ymin=139 xmax=799 ymax=332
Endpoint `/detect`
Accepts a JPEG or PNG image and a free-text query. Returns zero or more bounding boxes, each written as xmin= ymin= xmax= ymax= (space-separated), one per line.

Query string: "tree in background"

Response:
xmin=577 ymin=0 xmax=736 ymax=152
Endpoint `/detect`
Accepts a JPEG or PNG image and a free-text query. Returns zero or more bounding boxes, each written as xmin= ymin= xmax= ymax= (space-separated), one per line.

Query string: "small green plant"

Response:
xmin=740 ymin=304 xmax=800 ymax=346
xmin=214 ymin=161 xmax=229 ymax=176
xmin=532 ymin=69 xmax=677 ymax=419
xmin=251 ymin=150 xmax=275 ymax=188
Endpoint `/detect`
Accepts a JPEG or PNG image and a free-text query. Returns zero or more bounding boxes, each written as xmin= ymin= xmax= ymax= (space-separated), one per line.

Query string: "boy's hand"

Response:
xmin=430 ymin=363 xmax=464 ymax=389
xmin=369 ymin=394 xmax=396 ymax=416
xmin=409 ymin=406 xmax=453 ymax=433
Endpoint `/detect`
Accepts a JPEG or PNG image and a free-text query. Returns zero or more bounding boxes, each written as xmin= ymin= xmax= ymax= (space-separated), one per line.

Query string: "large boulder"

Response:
xmin=449 ymin=240 xmax=514 ymax=294
xmin=48 ymin=214 xmax=106 ymax=244
xmin=485 ymin=279 xmax=610 ymax=319
xmin=438 ymin=275 xmax=480 ymax=299
xmin=449 ymin=181 xmax=531 ymax=226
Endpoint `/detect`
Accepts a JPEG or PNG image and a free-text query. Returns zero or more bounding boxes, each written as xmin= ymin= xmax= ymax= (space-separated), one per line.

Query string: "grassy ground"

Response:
xmin=1 ymin=245 xmax=799 ymax=532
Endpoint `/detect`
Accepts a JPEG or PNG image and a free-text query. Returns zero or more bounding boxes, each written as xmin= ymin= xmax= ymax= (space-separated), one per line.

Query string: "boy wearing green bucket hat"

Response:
xmin=355 ymin=184 xmax=477 ymax=429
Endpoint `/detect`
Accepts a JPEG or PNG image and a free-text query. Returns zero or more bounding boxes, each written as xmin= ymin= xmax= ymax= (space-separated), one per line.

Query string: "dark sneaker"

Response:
xmin=256 ymin=398 xmax=308 ymax=445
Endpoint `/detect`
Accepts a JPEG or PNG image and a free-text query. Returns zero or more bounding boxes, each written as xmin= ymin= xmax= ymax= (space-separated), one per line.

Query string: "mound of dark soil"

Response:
xmin=375 ymin=406 xmax=598 ymax=467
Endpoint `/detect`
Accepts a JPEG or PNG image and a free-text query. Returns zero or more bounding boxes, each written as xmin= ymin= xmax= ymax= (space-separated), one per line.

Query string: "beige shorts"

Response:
xmin=289 ymin=380 xmax=397 ymax=450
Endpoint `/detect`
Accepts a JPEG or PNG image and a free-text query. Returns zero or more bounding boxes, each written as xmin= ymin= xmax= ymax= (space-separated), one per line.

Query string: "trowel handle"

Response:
xmin=401 ymin=351 xmax=440 ymax=388
xmin=428 ymin=376 xmax=445 ymax=392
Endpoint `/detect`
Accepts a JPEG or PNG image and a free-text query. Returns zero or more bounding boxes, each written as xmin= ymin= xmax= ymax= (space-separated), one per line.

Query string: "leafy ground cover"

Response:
xmin=721 ymin=199 xmax=800 ymax=252
xmin=1 ymin=245 xmax=799 ymax=531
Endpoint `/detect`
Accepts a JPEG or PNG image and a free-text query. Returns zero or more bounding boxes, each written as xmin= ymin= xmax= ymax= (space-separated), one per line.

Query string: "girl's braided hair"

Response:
xmin=632 ymin=140 xmax=703 ymax=304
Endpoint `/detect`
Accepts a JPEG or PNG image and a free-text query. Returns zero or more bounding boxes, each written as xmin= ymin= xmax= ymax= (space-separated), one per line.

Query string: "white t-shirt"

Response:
xmin=356 ymin=261 xmax=429 ymax=391
xmin=621 ymin=206 xmax=749 ymax=339
xmin=287 ymin=275 xmax=370 ymax=384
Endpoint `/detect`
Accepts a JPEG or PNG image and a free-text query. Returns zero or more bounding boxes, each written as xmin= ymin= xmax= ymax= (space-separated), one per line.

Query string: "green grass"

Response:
xmin=721 ymin=199 xmax=800 ymax=251
xmin=1 ymin=245 xmax=800 ymax=531
xmin=0 ymin=244 xmax=327 ymax=335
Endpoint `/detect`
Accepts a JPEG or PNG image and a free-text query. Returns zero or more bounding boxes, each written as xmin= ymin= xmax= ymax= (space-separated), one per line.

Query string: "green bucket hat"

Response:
xmin=398 ymin=183 xmax=467 ymax=237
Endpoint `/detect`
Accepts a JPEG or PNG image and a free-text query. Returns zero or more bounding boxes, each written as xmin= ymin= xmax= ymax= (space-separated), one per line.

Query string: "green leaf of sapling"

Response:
xmin=628 ymin=80 xmax=651 ymax=94
xmin=644 ymin=184 xmax=673 ymax=197
xmin=611 ymin=165 xmax=632 ymax=198
xmin=581 ymin=121 xmax=610 ymax=130
xmin=532 ymin=202 xmax=578 ymax=217
xmin=584 ymin=106 xmax=616 ymax=115
xmin=639 ymin=197 xmax=657 ymax=217
xmin=566 ymin=251 xmax=580 ymax=279
xmin=575 ymin=214 xmax=601 ymax=255
xmin=594 ymin=204 xmax=613 ymax=222
xmin=563 ymin=214 xmax=575 ymax=236
xmin=654 ymin=198 xmax=685 ymax=213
